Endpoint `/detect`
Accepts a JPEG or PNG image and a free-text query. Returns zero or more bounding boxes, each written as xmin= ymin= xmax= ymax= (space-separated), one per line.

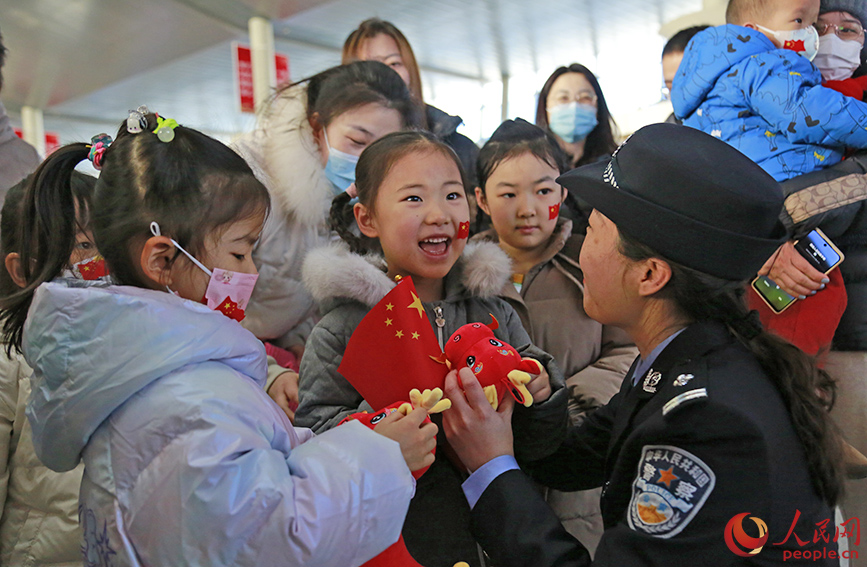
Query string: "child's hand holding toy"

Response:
xmin=373 ymin=407 xmax=438 ymax=473
xmin=341 ymin=388 xmax=450 ymax=476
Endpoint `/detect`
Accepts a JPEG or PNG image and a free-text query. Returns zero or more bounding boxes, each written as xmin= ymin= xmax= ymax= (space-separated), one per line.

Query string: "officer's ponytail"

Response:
xmin=618 ymin=231 xmax=846 ymax=507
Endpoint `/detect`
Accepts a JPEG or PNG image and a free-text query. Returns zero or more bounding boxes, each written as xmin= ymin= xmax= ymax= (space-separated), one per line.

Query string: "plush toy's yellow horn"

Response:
xmin=507 ymin=370 xmax=535 ymax=407
xmin=409 ymin=388 xmax=452 ymax=413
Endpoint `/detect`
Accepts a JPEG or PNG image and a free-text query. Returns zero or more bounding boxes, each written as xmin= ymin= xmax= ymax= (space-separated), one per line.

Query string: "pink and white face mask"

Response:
xmin=150 ymin=222 xmax=258 ymax=322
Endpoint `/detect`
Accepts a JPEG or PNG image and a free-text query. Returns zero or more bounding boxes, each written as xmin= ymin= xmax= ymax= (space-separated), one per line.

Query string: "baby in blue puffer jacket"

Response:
xmin=672 ymin=0 xmax=867 ymax=183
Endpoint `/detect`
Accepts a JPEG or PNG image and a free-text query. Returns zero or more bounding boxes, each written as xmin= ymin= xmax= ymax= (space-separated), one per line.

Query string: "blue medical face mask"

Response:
xmin=323 ymin=130 xmax=359 ymax=195
xmin=547 ymin=102 xmax=599 ymax=143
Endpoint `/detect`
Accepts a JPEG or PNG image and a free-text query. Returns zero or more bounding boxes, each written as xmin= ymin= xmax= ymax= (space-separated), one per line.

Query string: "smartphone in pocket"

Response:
xmin=751 ymin=228 xmax=844 ymax=314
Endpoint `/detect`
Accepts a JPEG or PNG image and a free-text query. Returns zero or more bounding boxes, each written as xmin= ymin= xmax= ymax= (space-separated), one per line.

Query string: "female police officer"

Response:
xmin=442 ymin=123 xmax=847 ymax=566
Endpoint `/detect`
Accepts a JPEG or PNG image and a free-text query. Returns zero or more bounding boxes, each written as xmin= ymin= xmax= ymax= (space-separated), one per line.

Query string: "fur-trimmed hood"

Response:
xmin=302 ymin=240 xmax=512 ymax=309
xmin=232 ymin=85 xmax=333 ymax=228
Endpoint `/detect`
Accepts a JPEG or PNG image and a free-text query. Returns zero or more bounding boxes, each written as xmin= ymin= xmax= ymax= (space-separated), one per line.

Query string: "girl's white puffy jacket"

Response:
xmin=0 ymin=352 xmax=82 ymax=566
xmin=232 ymin=85 xmax=335 ymax=347
xmin=23 ymin=281 xmax=414 ymax=567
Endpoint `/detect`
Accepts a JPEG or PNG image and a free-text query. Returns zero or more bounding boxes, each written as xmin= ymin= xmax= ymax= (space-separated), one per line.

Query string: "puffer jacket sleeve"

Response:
xmin=0 ymin=353 xmax=23 ymax=519
xmin=744 ymin=53 xmax=867 ymax=148
xmin=497 ymin=300 xmax=570 ymax=463
xmin=295 ymin=305 xmax=374 ymax=433
xmin=563 ymin=325 xmax=636 ymax=424
xmin=126 ymin=405 xmax=414 ymax=567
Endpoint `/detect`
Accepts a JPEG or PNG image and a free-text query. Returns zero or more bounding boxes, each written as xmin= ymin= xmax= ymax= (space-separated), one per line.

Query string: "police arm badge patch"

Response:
xmin=627 ymin=445 xmax=716 ymax=538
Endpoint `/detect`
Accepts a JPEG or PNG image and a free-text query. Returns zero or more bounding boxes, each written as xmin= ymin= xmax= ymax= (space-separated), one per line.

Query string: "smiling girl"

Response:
xmin=296 ymin=131 xmax=568 ymax=567
xmin=232 ymin=61 xmax=420 ymax=418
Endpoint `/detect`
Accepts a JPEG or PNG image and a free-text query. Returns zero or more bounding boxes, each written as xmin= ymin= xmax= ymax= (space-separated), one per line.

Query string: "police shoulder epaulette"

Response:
xmin=662 ymin=386 xmax=708 ymax=417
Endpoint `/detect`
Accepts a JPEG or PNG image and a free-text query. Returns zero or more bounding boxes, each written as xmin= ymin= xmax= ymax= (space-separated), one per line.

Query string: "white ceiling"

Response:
xmin=0 ymin=0 xmax=715 ymax=143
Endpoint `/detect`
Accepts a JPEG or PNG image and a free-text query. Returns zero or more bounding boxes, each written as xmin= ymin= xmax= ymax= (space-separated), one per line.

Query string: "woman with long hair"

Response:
xmin=232 ymin=61 xmax=420 ymax=418
xmin=342 ymin=18 xmax=480 ymax=185
xmin=535 ymin=64 xmax=618 ymax=168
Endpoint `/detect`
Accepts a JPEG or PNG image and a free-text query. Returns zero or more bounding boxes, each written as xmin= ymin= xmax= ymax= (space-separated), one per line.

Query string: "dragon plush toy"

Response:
xmin=438 ymin=314 xmax=542 ymax=410
xmin=339 ymin=388 xmax=450 ymax=567
xmin=336 ymin=279 xmax=545 ymax=566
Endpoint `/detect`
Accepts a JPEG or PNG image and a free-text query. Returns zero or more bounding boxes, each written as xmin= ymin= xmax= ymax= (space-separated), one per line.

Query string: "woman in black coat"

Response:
xmin=442 ymin=123 xmax=848 ymax=566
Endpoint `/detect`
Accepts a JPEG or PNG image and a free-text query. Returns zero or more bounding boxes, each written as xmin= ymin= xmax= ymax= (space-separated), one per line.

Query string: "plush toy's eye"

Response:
xmin=452 ymin=334 xmax=461 ymax=342
xmin=370 ymin=412 xmax=387 ymax=425
xmin=466 ymin=355 xmax=475 ymax=367
xmin=489 ymin=339 xmax=503 ymax=347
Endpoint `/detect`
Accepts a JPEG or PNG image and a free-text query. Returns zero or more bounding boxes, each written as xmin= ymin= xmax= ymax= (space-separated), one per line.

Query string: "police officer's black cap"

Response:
xmin=557 ymin=123 xmax=789 ymax=281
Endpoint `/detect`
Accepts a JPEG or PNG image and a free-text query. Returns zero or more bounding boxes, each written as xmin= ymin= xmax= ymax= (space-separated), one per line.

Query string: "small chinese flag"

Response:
xmin=338 ymin=277 xmax=448 ymax=409
xmin=784 ymin=39 xmax=806 ymax=52
xmin=76 ymin=256 xmax=108 ymax=280
xmin=457 ymin=221 xmax=470 ymax=239
xmin=548 ymin=203 xmax=560 ymax=220
xmin=216 ymin=297 xmax=245 ymax=322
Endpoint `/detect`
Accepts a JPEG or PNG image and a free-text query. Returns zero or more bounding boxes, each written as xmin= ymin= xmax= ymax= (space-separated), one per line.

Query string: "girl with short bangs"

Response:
xmin=233 ymin=60 xmax=420 ymax=420
xmin=473 ymin=118 xmax=637 ymax=556
xmin=297 ymin=130 xmax=568 ymax=567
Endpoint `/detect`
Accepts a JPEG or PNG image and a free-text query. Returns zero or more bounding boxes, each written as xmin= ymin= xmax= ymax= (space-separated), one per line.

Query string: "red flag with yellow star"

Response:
xmin=338 ymin=277 xmax=448 ymax=409
xmin=215 ymin=297 xmax=245 ymax=322
xmin=74 ymin=255 xmax=108 ymax=280
xmin=548 ymin=203 xmax=560 ymax=220
xmin=457 ymin=221 xmax=470 ymax=239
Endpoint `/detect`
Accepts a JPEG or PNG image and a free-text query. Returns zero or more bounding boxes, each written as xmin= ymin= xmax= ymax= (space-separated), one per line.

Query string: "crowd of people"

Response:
xmin=0 ymin=0 xmax=865 ymax=565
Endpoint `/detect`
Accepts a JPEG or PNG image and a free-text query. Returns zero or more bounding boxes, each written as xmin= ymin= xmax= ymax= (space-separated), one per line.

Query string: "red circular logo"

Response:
xmin=725 ymin=513 xmax=769 ymax=556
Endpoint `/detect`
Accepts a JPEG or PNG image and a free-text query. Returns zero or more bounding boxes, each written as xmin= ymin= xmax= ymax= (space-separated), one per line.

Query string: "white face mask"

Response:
xmin=814 ymin=33 xmax=863 ymax=81
xmin=757 ymin=24 xmax=820 ymax=61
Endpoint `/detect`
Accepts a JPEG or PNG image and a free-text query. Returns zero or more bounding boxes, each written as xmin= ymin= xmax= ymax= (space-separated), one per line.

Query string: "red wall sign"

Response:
xmin=233 ymin=43 xmax=291 ymax=114
xmin=14 ymin=128 xmax=60 ymax=155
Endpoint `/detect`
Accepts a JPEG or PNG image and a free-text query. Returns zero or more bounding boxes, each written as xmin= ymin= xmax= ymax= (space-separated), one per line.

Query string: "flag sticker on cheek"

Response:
xmin=549 ymin=203 xmax=560 ymax=220
xmin=457 ymin=221 xmax=470 ymax=239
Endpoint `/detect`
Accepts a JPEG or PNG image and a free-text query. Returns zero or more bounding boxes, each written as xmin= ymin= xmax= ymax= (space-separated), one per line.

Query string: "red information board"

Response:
xmin=233 ymin=43 xmax=291 ymax=114
xmin=13 ymin=128 xmax=60 ymax=155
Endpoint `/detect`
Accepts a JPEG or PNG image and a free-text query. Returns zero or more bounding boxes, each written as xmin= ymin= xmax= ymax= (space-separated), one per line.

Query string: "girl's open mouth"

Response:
xmin=419 ymin=236 xmax=451 ymax=256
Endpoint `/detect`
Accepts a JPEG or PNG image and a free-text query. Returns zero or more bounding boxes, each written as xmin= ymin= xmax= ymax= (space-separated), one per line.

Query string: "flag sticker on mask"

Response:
xmin=69 ymin=255 xmax=110 ymax=281
xmin=202 ymin=269 xmax=259 ymax=322
xmin=627 ymin=445 xmax=716 ymax=538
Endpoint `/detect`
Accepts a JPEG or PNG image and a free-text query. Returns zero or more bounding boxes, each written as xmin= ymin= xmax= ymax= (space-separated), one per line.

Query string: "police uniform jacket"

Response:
xmin=470 ymin=321 xmax=838 ymax=566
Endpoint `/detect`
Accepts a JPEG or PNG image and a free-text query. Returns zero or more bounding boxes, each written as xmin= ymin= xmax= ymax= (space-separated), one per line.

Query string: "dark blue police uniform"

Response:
xmin=470 ymin=321 xmax=838 ymax=566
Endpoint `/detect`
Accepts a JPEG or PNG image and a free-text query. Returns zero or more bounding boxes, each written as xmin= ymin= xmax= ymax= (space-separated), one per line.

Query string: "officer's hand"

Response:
xmin=443 ymin=368 xmax=514 ymax=472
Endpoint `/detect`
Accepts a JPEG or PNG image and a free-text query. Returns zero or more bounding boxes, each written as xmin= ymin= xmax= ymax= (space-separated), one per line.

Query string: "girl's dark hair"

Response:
xmin=278 ymin=60 xmax=422 ymax=133
xmin=477 ymin=119 xmax=570 ymax=193
xmin=474 ymin=118 xmax=576 ymax=232
xmin=535 ymin=63 xmax=618 ymax=167
xmin=0 ymin=167 xmax=96 ymax=354
xmin=93 ymin=113 xmax=270 ymax=286
xmin=0 ymin=113 xmax=270 ymax=354
xmin=617 ymin=231 xmax=846 ymax=507
xmin=329 ymin=130 xmax=467 ymax=255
